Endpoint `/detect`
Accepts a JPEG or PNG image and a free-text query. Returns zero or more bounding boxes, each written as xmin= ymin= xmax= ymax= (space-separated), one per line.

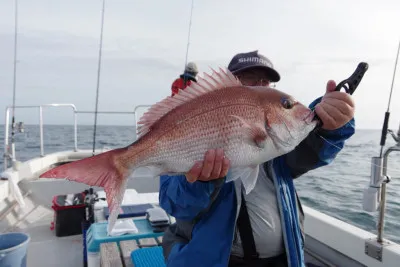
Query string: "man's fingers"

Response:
xmin=323 ymin=98 xmax=354 ymax=117
xmin=323 ymin=91 xmax=355 ymax=108
xmin=321 ymin=101 xmax=348 ymax=124
xmin=326 ymin=80 xmax=336 ymax=93
xmin=199 ymin=150 xmax=216 ymax=181
xmin=186 ymin=149 xmax=231 ymax=183
xmin=210 ymin=149 xmax=224 ymax=179
xmin=220 ymin=158 xmax=230 ymax=178
xmin=315 ymin=104 xmax=336 ymax=128
xmin=318 ymin=79 xmax=356 ymax=130
xmin=186 ymin=161 xmax=203 ymax=183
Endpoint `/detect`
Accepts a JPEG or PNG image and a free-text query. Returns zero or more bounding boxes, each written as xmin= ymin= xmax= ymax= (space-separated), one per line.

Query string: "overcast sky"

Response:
xmin=0 ymin=0 xmax=400 ymax=129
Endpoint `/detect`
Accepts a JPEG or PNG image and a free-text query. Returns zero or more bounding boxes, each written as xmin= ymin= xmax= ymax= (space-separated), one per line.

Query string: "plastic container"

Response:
xmin=103 ymin=203 xmax=154 ymax=219
xmin=86 ymin=218 xmax=163 ymax=253
xmin=0 ymin=232 xmax=30 ymax=267
xmin=82 ymin=220 xmax=94 ymax=267
xmin=52 ymin=193 xmax=86 ymax=237
xmin=131 ymin=246 xmax=166 ymax=267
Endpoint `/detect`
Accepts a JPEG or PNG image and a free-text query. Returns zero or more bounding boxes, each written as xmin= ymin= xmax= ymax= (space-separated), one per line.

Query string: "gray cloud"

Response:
xmin=1 ymin=0 xmax=400 ymax=129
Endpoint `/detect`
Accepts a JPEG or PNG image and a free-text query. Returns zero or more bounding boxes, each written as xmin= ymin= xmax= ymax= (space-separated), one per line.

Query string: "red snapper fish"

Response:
xmin=40 ymin=68 xmax=317 ymax=234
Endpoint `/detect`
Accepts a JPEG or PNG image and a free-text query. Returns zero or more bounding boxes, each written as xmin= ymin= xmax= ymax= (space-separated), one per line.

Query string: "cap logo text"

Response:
xmin=238 ymin=57 xmax=272 ymax=67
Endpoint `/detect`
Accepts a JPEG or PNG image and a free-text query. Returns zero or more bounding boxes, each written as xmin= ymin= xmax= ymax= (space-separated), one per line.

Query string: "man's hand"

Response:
xmin=315 ymin=80 xmax=355 ymax=131
xmin=185 ymin=149 xmax=230 ymax=183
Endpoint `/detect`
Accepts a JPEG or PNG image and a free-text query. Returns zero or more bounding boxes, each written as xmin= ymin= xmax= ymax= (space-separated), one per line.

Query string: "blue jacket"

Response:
xmin=159 ymin=97 xmax=355 ymax=267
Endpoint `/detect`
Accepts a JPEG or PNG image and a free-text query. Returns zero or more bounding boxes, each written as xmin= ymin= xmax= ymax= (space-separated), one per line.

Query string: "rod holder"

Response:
xmin=363 ymin=157 xmax=384 ymax=212
xmin=363 ymin=126 xmax=400 ymax=245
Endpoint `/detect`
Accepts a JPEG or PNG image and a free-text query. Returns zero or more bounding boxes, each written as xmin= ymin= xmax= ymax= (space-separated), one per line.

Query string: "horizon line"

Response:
xmin=0 ymin=123 xmax=389 ymax=131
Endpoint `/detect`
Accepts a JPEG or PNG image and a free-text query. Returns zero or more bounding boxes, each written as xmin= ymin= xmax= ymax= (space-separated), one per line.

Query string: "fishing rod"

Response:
xmin=183 ymin=0 xmax=195 ymax=88
xmin=92 ymin=0 xmax=106 ymax=156
xmin=83 ymin=3 xmax=106 ymax=264
xmin=9 ymin=0 xmax=19 ymax=164
xmin=362 ymin=37 xmax=400 ymax=254
xmin=379 ymin=38 xmax=400 ymax=157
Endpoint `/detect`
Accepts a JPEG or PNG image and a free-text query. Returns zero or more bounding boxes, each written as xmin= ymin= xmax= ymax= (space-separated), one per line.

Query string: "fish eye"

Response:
xmin=281 ymin=98 xmax=294 ymax=109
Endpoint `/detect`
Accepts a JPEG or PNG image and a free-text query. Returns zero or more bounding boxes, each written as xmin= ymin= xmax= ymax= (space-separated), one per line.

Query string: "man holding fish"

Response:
xmin=40 ymin=49 xmax=355 ymax=266
xmin=159 ymin=50 xmax=355 ymax=267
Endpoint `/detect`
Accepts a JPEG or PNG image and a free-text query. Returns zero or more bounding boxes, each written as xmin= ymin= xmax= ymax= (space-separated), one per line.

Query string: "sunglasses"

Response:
xmin=236 ymin=73 xmax=271 ymax=86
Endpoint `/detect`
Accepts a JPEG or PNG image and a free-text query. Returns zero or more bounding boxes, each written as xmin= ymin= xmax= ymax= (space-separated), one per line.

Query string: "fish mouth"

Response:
xmin=303 ymin=110 xmax=317 ymax=124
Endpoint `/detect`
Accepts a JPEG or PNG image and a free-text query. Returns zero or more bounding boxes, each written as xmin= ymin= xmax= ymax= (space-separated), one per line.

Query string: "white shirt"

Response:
xmin=230 ymin=165 xmax=284 ymax=258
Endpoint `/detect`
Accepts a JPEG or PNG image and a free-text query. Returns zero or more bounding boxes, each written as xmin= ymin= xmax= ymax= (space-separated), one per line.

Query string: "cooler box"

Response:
xmin=51 ymin=192 xmax=86 ymax=237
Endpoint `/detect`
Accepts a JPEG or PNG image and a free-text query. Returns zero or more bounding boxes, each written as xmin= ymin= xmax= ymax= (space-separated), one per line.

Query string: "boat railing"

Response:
xmin=2 ymin=103 xmax=151 ymax=172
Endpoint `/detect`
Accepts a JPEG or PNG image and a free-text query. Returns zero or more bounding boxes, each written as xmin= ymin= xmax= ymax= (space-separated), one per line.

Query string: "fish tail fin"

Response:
xmin=39 ymin=147 xmax=135 ymax=234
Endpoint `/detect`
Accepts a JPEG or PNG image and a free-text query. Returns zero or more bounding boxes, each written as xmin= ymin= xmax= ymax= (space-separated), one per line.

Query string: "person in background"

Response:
xmin=160 ymin=50 xmax=356 ymax=267
xmin=171 ymin=62 xmax=199 ymax=96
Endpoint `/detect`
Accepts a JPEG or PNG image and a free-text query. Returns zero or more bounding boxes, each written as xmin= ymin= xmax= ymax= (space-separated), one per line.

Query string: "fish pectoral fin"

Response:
xmin=226 ymin=167 xmax=250 ymax=183
xmin=134 ymin=165 xmax=166 ymax=177
xmin=229 ymin=115 xmax=267 ymax=148
xmin=240 ymin=165 xmax=259 ymax=194
xmin=226 ymin=165 xmax=259 ymax=194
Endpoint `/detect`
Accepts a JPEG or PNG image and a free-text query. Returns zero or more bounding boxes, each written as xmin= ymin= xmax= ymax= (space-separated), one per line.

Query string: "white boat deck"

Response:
xmin=23 ymin=218 xmax=83 ymax=267
xmin=3 ymin=191 xmax=330 ymax=267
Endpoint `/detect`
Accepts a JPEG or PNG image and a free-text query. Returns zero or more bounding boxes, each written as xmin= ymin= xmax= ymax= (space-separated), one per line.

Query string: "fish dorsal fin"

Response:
xmin=136 ymin=67 xmax=242 ymax=138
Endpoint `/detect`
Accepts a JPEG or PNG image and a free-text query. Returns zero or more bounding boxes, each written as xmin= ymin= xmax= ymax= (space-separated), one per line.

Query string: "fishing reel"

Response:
xmin=11 ymin=121 xmax=24 ymax=133
xmin=16 ymin=121 xmax=24 ymax=133
xmin=83 ymin=188 xmax=106 ymax=224
xmin=387 ymin=124 xmax=400 ymax=143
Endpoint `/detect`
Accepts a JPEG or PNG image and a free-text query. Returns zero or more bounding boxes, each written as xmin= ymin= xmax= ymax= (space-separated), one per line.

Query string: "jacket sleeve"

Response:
xmin=171 ymin=79 xmax=180 ymax=96
xmin=159 ymin=174 xmax=224 ymax=221
xmin=284 ymin=96 xmax=356 ymax=178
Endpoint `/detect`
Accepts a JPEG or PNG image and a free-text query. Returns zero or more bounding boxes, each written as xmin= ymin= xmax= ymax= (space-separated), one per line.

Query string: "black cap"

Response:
xmin=227 ymin=50 xmax=280 ymax=82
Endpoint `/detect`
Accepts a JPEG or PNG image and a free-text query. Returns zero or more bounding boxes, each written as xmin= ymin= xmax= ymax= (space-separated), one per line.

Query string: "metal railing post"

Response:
xmin=39 ymin=106 xmax=44 ymax=156
xmin=3 ymin=108 xmax=10 ymax=170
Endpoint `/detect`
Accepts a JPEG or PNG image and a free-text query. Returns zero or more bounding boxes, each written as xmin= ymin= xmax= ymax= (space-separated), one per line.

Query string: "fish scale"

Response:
xmin=40 ymin=67 xmax=317 ymax=235
xmin=142 ymin=105 xmax=264 ymax=171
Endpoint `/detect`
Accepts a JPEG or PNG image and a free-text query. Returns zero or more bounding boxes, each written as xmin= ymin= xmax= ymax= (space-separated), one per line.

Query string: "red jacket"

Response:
xmin=171 ymin=77 xmax=193 ymax=96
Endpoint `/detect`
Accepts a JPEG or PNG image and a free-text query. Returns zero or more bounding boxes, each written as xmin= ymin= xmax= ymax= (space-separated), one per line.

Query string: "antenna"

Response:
xmin=92 ymin=0 xmax=106 ymax=156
